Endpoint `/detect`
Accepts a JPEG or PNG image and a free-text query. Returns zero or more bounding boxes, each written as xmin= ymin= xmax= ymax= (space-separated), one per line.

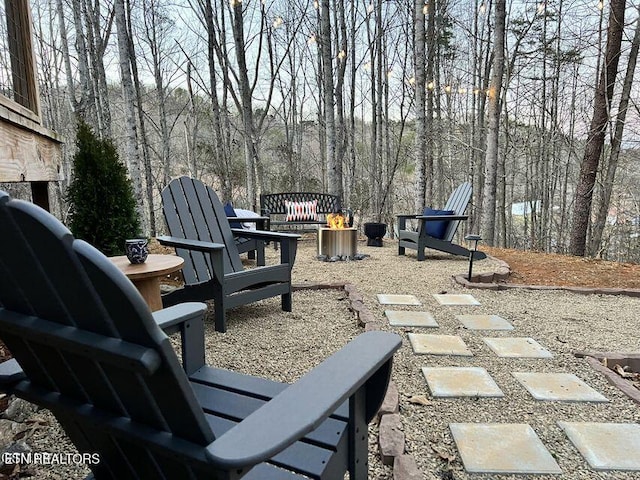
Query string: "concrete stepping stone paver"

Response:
xmin=408 ymin=333 xmax=473 ymax=356
xmin=450 ymin=423 xmax=562 ymax=474
xmin=376 ymin=294 xmax=422 ymax=305
xmin=433 ymin=294 xmax=480 ymax=306
xmin=483 ymin=337 xmax=553 ymax=358
xmin=422 ymin=367 xmax=504 ymax=397
xmin=513 ymin=372 xmax=609 ymax=402
xmin=558 ymin=422 xmax=640 ymax=471
xmin=385 ymin=310 xmax=438 ymax=327
xmin=457 ymin=314 xmax=514 ymax=330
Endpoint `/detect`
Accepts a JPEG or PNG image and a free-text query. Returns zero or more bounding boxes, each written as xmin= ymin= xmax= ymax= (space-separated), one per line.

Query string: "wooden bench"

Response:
xmin=260 ymin=192 xmax=345 ymax=231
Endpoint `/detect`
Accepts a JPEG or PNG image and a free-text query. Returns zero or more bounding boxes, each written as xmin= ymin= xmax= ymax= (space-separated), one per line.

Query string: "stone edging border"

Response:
xmin=573 ymin=351 xmax=640 ymax=405
xmin=293 ymin=282 xmax=423 ymax=479
xmin=452 ymin=256 xmax=640 ymax=297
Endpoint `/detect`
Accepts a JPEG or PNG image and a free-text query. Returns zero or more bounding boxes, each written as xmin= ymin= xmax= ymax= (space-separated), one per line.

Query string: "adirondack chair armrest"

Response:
xmin=232 ymin=216 xmax=269 ymax=224
xmin=156 ymin=235 xmax=225 ymax=253
xmin=0 ymin=358 xmax=25 ymax=387
xmin=229 ymin=229 xmax=300 ymax=242
xmin=396 ymin=214 xmax=418 ymax=230
xmin=230 ymin=229 xmax=299 ymax=265
xmin=416 ymin=214 xmax=468 ymax=222
xmin=153 ymin=302 xmax=208 ymax=374
xmin=152 ymin=302 xmax=207 ymax=332
xmin=205 ymin=331 xmax=401 ymax=469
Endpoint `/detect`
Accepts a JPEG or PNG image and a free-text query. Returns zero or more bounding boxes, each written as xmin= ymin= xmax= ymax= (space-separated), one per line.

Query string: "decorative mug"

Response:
xmin=125 ymin=238 xmax=148 ymax=264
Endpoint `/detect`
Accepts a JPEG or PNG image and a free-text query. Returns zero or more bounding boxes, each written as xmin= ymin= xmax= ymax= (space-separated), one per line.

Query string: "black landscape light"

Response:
xmin=465 ymin=234 xmax=482 ymax=281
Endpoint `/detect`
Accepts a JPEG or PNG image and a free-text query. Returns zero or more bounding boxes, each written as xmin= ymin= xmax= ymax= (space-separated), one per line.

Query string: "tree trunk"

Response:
xmin=319 ymin=0 xmax=339 ymax=197
xmin=230 ymin=1 xmax=260 ymax=207
xmin=568 ymin=0 xmax=625 ymax=256
xmin=201 ymin=0 xmax=229 ymax=198
xmin=424 ymin=0 xmax=435 ymax=203
xmin=334 ymin=0 xmax=347 ymax=200
xmin=56 ymin=0 xmax=78 ymax=113
xmin=413 ymin=0 xmax=426 ymax=211
xmin=480 ymin=0 xmax=506 ymax=245
xmin=114 ymin=0 xmax=147 ymax=233
xmin=144 ymin=0 xmax=173 ymax=189
xmin=125 ymin=0 xmax=155 ymax=235
xmin=588 ymin=6 xmax=640 ymax=257
xmin=70 ymin=0 xmax=92 ymax=120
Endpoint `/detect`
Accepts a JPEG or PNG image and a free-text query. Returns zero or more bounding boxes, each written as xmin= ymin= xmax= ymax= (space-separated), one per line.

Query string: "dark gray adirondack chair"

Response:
xmin=0 ymin=190 xmax=402 ymax=480
xmin=397 ymin=182 xmax=487 ymax=261
xmin=160 ymin=176 xmax=300 ymax=332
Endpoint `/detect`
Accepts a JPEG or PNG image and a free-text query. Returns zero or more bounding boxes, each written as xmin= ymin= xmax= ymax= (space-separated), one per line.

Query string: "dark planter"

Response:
xmin=364 ymin=222 xmax=387 ymax=247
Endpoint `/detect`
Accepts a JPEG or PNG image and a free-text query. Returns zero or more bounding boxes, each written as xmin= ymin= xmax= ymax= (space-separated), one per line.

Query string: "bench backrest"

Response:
xmin=0 ymin=191 xmax=215 ymax=479
xmin=260 ymin=193 xmax=342 ymax=216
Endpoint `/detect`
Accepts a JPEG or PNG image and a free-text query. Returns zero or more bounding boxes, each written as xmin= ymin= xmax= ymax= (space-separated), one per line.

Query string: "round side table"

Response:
xmin=109 ymin=254 xmax=184 ymax=311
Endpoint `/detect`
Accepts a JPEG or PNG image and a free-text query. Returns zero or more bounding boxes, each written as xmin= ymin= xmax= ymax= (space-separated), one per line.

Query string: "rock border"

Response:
xmin=452 ymin=256 xmax=640 ymax=297
xmin=574 ymin=351 xmax=640 ymax=405
xmin=294 ymin=281 xmax=423 ymax=479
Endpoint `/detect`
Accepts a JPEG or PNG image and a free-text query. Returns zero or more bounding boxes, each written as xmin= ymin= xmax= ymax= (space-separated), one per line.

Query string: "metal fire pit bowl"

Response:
xmin=318 ymin=227 xmax=358 ymax=259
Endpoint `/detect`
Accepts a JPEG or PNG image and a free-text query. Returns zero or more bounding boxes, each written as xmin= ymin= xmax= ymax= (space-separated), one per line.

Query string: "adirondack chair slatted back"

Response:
xmin=0 ymin=192 xmax=216 ymax=478
xmin=441 ymin=182 xmax=472 ymax=242
xmin=162 ymin=177 xmax=243 ymax=284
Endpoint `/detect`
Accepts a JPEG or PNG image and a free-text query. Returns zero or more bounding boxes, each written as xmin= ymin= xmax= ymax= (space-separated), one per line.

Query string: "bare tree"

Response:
xmin=319 ymin=0 xmax=340 ymax=198
xmin=589 ymin=6 xmax=640 ymax=257
xmin=114 ymin=0 xmax=147 ymax=232
xmin=413 ymin=0 xmax=426 ymax=210
xmin=480 ymin=0 xmax=506 ymax=245
xmin=569 ymin=0 xmax=625 ymax=256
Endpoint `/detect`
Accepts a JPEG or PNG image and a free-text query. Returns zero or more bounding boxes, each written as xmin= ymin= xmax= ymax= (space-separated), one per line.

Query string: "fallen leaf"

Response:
xmin=407 ymin=395 xmax=433 ymax=406
xmin=430 ymin=444 xmax=456 ymax=463
xmin=614 ymin=364 xmax=636 ymax=379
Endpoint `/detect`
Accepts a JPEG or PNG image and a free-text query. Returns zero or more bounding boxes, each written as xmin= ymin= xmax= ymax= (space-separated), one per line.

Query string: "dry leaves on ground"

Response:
xmin=482 ymin=246 xmax=640 ymax=290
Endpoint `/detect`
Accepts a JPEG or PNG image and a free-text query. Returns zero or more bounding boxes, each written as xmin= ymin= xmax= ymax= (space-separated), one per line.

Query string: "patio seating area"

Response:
xmin=3 ymin=233 xmax=640 ymax=479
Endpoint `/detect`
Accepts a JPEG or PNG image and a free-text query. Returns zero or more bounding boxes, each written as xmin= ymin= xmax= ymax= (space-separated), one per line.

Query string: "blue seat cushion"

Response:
xmin=421 ymin=208 xmax=454 ymax=239
xmin=224 ymin=202 xmax=243 ymax=229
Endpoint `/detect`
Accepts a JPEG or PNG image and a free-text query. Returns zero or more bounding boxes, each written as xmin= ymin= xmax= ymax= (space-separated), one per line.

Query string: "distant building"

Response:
xmin=510 ymin=200 xmax=540 ymax=216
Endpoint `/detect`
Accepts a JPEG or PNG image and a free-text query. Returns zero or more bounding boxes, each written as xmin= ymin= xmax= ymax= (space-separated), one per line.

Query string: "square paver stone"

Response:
xmin=422 ymin=367 xmax=504 ymax=397
xmin=450 ymin=423 xmax=562 ymax=474
xmin=433 ymin=294 xmax=480 ymax=306
xmin=385 ymin=310 xmax=438 ymax=327
xmin=376 ymin=294 xmax=422 ymax=306
xmin=483 ymin=337 xmax=553 ymax=358
xmin=408 ymin=333 xmax=473 ymax=356
xmin=457 ymin=314 xmax=514 ymax=330
xmin=558 ymin=422 xmax=640 ymax=471
xmin=513 ymin=372 xmax=608 ymax=402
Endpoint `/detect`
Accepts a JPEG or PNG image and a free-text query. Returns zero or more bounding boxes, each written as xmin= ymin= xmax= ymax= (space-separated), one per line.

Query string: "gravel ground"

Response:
xmin=18 ymin=236 xmax=640 ymax=479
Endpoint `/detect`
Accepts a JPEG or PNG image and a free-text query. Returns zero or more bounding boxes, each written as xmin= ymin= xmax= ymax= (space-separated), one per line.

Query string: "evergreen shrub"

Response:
xmin=66 ymin=121 xmax=140 ymax=256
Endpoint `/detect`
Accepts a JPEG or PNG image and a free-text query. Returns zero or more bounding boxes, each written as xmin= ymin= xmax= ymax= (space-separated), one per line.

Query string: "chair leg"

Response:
xmin=247 ymin=250 xmax=256 ymax=260
xmin=256 ymin=242 xmax=266 ymax=266
xmin=348 ymin=389 xmax=368 ymax=480
xmin=214 ymin=307 xmax=226 ymax=333
xmin=398 ymin=246 xmax=405 ymax=256
xmin=282 ymin=292 xmax=292 ymax=312
xmin=214 ymin=289 xmax=227 ymax=333
xmin=417 ymin=249 xmax=425 ymax=261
